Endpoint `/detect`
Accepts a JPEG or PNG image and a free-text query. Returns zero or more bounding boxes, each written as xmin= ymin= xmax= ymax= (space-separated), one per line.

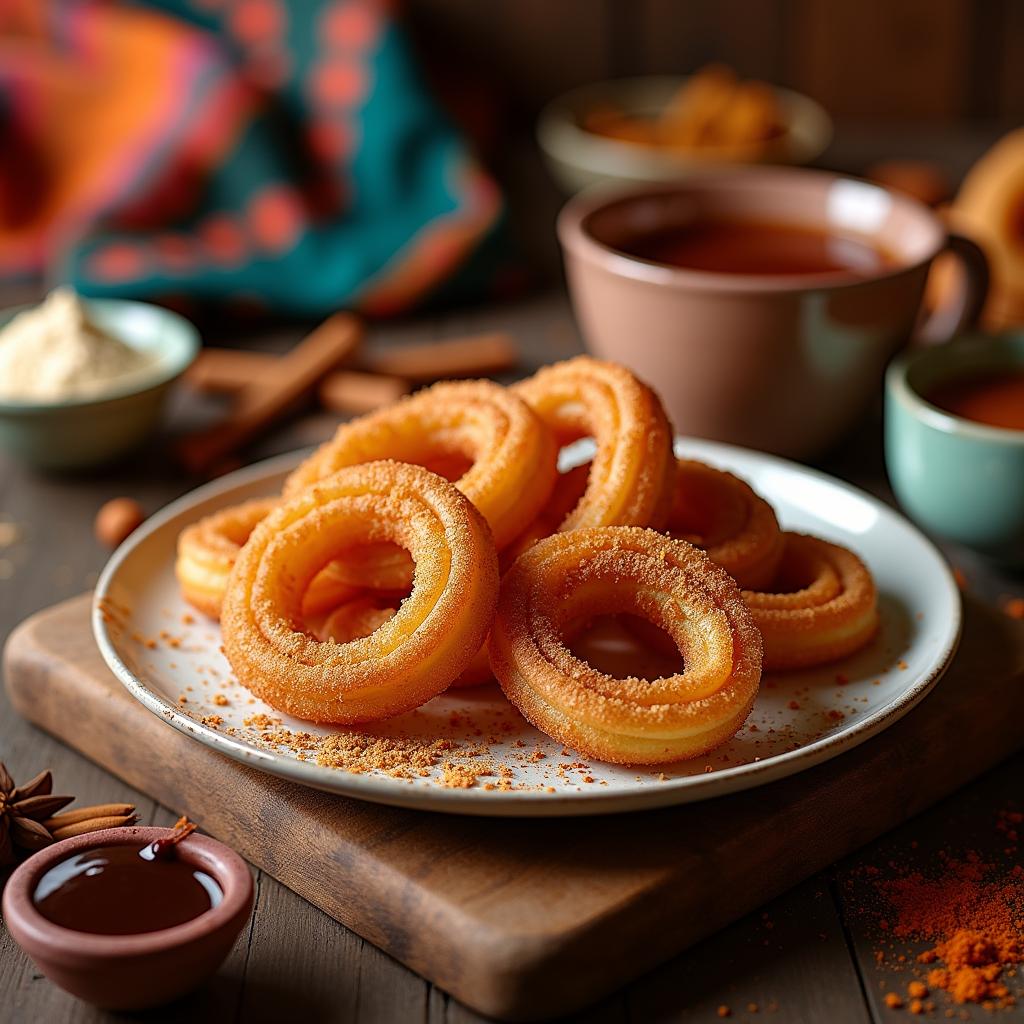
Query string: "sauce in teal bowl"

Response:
xmin=885 ymin=333 xmax=1024 ymax=564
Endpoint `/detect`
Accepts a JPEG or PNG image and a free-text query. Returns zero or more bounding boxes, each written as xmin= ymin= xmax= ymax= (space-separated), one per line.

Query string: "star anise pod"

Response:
xmin=0 ymin=762 xmax=73 ymax=868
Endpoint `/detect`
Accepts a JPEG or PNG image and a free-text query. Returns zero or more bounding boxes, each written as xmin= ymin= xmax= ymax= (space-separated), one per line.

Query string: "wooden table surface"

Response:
xmin=2 ymin=128 xmax=1023 ymax=1023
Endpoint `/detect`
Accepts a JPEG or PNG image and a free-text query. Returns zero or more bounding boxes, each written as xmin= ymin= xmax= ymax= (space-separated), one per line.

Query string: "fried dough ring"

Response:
xmin=944 ymin=127 xmax=1024 ymax=328
xmin=668 ymin=459 xmax=784 ymax=590
xmin=283 ymin=380 xmax=558 ymax=551
xmin=221 ymin=462 xmax=499 ymax=723
xmin=176 ymin=498 xmax=359 ymax=619
xmin=500 ymin=462 xmax=591 ymax=569
xmin=316 ymin=594 xmax=399 ymax=644
xmin=743 ymin=533 xmax=879 ymax=670
xmin=512 ymin=357 xmax=676 ymax=536
xmin=489 ymin=526 xmax=762 ymax=765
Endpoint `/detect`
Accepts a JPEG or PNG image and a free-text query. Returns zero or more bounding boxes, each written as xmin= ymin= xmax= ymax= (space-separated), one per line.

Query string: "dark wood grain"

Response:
xmin=791 ymin=0 xmax=972 ymax=121
xmin=5 ymin=591 xmax=1024 ymax=1021
xmin=623 ymin=0 xmax=787 ymax=82
xmin=629 ymin=876 xmax=871 ymax=1024
xmin=837 ymin=760 xmax=1024 ymax=1024
xmin=406 ymin=0 xmax=1024 ymax=122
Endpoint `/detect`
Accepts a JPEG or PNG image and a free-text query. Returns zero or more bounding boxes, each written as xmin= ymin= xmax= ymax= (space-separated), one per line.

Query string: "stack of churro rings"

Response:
xmin=176 ymin=356 xmax=880 ymax=765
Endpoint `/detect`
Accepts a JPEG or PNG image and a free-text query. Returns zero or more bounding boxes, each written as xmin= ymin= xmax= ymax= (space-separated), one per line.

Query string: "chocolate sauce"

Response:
xmin=33 ymin=842 xmax=222 ymax=935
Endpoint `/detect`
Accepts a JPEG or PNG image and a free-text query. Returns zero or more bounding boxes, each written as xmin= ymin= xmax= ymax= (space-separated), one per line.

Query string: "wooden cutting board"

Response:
xmin=5 ymin=593 xmax=1024 ymax=1022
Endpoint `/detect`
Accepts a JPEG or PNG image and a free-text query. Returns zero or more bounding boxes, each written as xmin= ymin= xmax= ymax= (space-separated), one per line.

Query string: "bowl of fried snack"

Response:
xmin=538 ymin=65 xmax=833 ymax=193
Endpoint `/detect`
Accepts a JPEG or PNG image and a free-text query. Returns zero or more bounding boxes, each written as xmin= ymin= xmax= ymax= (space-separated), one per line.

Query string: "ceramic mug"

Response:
xmin=885 ymin=333 xmax=1024 ymax=564
xmin=557 ymin=168 xmax=988 ymax=459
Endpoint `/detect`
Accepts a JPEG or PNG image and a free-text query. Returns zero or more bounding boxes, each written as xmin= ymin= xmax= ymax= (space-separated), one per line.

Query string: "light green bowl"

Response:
xmin=885 ymin=333 xmax=1024 ymax=564
xmin=0 ymin=298 xmax=200 ymax=470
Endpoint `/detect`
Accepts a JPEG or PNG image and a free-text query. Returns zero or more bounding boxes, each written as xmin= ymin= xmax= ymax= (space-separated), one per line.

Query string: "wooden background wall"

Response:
xmin=409 ymin=0 xmax=1024 ymax=124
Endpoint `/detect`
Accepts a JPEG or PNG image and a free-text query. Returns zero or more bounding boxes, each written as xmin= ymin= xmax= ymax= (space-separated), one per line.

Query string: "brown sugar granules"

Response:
xmin=315 ymin=733 xmax=457 ymax=779
xmin=439 ymin=761 xmax=492 ymax=789
xmin=243 ymin=713 xmax=281 ymax=729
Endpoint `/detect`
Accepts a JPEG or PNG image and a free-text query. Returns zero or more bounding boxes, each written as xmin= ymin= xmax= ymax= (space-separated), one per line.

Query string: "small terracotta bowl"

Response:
xmin=2 ymin=826 xmax=253 ymax=1011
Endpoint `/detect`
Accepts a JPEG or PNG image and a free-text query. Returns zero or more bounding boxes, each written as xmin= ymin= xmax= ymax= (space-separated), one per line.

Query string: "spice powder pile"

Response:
xmin=853 ymin=808 xmax=1023 ymax=1014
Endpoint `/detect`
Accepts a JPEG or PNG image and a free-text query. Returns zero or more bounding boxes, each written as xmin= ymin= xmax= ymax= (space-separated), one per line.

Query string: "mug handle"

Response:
xmin=912 ymin=231 xmax=989 ymax=346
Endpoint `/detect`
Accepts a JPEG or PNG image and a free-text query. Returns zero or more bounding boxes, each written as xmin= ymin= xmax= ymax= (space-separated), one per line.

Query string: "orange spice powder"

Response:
xmin=864 ymin=814 xmax=1023 ymax=1012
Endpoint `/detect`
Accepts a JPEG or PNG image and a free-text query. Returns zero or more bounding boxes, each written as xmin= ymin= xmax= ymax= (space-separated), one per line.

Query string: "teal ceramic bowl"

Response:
xmin=885 ymin=333 xmax=1024 ymax=564
xmin=0 ymin=299 xmax=199 ymax=470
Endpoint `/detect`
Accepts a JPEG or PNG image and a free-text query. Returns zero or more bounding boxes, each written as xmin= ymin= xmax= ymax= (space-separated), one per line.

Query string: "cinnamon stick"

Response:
xmin=185 ymin=349 xmax=277 ymax=395
xmin=175 ymin=312 xmax=364 ymax=474
xmin=318 ymin=370 xmax=411 ymax=414
xmin=50 ymin=814 xmax=139 ymax=841
xmin=362 ymin=332 xmax=518 ymax=381
xmin=43 ymin=803 xmax=137 ymax=830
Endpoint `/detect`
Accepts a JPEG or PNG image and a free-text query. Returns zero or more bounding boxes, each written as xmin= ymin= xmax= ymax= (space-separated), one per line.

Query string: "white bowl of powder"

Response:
xmin=0 ymin=290 xmax=199 ymax=469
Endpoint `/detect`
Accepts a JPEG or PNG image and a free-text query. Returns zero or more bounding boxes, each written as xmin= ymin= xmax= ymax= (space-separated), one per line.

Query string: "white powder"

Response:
xmin=0 ymin=288 xmax=153 ymax=402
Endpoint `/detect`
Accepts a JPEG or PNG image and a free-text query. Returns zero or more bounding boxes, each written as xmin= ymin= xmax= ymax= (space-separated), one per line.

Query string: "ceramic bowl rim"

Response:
xmin=557 ymin=168 xmax=945 ymax=294
xmin=0 ymin=298 xmax=200 ymax=415
xmin=537 ymin=74 xmax=834 ymax=174
xmin=886 ymin=334 xmax=1024 ymax=448
xmin=1 ymin=826 xmax=252 ymax=962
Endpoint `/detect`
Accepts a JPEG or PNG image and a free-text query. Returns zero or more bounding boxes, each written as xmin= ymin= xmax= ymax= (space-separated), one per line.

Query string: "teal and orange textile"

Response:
xmin=0 ymin=0 xmax=505 ymax=316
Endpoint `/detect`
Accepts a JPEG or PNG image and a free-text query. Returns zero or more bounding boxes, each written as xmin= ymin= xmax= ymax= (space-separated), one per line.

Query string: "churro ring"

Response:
xmin=743 ymin=533 xmax=879 ymax=670
xmin=283 ymin=380 xmax=558 ymax=551
xmin=512 ymin=356 xmax=676 ymax=537
xmin=500 ymin=462 xmax=591 ymax=568
xmin=944 ymin=127 xmax=1024 ymax=328
xmin=176 ymin=499 xmax=359 ymax=619
xmin=450 ymin=644 xmax=495 ymax=689
xmin=489 ymin=526 xmax=762 ymax=765
xmin=316 ymin=595 xmax=398 ymax=644
xmin=222 ymin=462 xmax=499 ymax=723
xmin=668 ymin=459 xmax=784 ymax=590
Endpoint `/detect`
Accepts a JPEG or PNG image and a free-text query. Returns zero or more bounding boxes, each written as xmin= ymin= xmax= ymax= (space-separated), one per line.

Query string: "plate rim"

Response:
xmin=92 ymin=440 xmax=962 ymax=817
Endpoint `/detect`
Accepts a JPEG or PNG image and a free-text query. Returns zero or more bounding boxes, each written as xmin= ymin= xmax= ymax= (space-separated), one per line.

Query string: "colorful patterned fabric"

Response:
xmin=0 ymin=0 xmax=506 ymax=316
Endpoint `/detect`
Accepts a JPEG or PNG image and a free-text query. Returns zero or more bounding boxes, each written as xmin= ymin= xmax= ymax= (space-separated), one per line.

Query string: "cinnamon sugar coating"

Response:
xmin=511 ymin=357 xmax=676 ymax=541
xmin=221 ymin=461 xmax=499 ymax=723
xmin=489 ymin=526 xmax=762 ymax=765
xmin=176 ymin=498 xmax=359 ymax=619
xmin=669 ymin=459 xmax=784 ymax=590
xmin=743 ymin=533 xmax=879 ymax=670
xmin=282 ymin=379 xmax=558 ymax=551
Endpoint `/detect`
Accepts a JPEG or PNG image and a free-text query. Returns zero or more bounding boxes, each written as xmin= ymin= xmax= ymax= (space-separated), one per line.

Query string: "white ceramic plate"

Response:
xmin=93 ymin=440 xmax=960 ymax=817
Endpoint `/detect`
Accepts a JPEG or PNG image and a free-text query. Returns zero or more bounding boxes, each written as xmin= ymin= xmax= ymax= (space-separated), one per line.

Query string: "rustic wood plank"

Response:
xmin=997 ymin=0 xmax=1024 ymax=120
xmin=836 ymin=754 xmax=1024 ymax=1023
xmin=628 ymin=877 xmax=871 ymax=1024
xmin=622 ymin=0 xmax=787 ymax=81
xmin=441 ymin=986 xmax=627 ymax=1024
xmin=407 ymin=0 xmax=613 ymax=113
xmin=790 ymin=0 xmax=972 ymax=121
xmin=236 ymin=874 xmax=433 ymax=1023
xmin=5 ymin=592 xmax=1024 ymax=1020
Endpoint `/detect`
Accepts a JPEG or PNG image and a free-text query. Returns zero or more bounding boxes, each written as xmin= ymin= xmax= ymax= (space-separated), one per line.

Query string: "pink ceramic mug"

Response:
xmin=557 ymin=168 xmax=988 ymax=458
